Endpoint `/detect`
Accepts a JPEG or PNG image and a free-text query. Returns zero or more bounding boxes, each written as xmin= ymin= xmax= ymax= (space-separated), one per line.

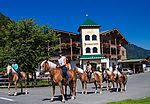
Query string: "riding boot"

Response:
xmin=17 ymin=71 xmax=22 ymax=80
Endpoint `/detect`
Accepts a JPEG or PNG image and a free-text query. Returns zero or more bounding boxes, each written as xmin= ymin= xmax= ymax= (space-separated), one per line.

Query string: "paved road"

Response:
xmin=0 ymin=72 xmax=150 ymax=104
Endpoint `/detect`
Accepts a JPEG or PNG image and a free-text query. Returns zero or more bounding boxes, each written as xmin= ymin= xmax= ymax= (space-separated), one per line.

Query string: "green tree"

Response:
xmin=0 ymin=18 xmax=59 ymax=72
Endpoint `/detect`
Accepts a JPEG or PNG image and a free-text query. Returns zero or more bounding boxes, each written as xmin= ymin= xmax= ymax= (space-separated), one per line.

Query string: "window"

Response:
xmin=86 ymin=47 xmax=91 ymax=53
xmin=85 ymin=35 xmax=90 ymax=41
xmin=92 ymin=35 xmax=97 ymax=40
xmin=93 ymin=47 xmax=98 ymax=53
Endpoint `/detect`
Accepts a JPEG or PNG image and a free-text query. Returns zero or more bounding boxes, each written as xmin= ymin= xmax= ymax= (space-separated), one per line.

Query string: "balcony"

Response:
xmin=61 ymin=42 xmax=81 ymax=48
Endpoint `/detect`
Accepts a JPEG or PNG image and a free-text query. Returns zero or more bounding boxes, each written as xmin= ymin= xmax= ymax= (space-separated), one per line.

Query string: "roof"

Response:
xmin=118 ymin=59 xmax=144 ymax=63
xmin=78 ymin=19 xmax=100 ymax=32
xmin=81 ymin=19 xmax=100 ymax=26
xmin=80 ymin=54 xmax=106 ymax=60
xmin=53 ymin=28 xmax=78 ymax=36
xmin=101 ymin=29 xmax=128 ymax=45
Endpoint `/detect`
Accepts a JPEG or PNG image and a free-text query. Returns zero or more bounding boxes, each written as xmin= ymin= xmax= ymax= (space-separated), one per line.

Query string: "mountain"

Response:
xmin=125 ymin=44 xmax=150 ymax=59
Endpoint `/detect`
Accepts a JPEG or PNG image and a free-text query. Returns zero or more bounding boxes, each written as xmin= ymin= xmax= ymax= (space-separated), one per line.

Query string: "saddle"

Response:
xmin=86 ymin=71 xmax=92 ymax=82
xmin=62 ymin=71 xmax=73 ymax=85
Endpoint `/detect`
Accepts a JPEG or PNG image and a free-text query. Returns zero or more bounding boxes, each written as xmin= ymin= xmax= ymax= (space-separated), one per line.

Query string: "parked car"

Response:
xmin=122 ymin=68 xmax=133 ymax=75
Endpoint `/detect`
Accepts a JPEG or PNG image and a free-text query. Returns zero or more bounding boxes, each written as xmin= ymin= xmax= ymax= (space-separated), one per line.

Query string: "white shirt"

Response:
xmin=58 ymin=56 xmax=66 ymax=66
xmin=109 ymin=66 xmax=113 ymax=72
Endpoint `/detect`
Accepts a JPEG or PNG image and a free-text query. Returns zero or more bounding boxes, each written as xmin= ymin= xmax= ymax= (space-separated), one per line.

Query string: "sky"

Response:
xmin=0 ymin=0 xmax=150 ymax=49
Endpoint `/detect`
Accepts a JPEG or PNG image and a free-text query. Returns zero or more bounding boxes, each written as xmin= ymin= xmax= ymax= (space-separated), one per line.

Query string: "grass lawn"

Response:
xmin=107 ymin=97 xmax=150 ymax=104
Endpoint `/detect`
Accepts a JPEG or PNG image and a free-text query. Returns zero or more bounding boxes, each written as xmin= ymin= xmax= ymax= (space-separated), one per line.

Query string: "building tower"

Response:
xmin=78 ymin=19 xmax=105 ymax=70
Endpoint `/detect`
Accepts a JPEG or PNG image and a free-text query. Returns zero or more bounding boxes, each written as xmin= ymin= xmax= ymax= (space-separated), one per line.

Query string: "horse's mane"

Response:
xmin=77 ymin=67 xmax=84 ymax=73
xmin=41 ymin=60 xmax=57 ymax=71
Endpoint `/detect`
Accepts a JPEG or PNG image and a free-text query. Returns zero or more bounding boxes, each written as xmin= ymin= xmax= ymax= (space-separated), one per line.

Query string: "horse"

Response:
xmin=104 ymin=69 xmax=128 ymax=92
xmin=103 ymin=69 xmax=116 ymax=91
xmin=40 ymin=60 xmax=77 ymax=103
xmin=116 ymin=72 xmax=128 ymax=92
xmin=74 ymin=66 xmax=103 ymax=94
xmin=5 ymin=65 xmax=29 ymax=96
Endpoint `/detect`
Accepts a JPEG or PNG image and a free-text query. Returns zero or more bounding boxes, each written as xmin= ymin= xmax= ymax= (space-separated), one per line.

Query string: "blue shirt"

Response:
xmin=12 ymin=64 xmax=19 ymax=71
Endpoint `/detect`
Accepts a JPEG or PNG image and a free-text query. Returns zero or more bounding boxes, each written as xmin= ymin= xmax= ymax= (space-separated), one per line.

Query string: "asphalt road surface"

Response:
xmin=0 ymin=72 xmax=150 ymax=104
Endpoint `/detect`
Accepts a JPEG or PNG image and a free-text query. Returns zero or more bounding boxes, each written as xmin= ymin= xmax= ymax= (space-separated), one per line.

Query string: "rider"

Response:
xmin=117 ymin=63 xmax=123 ymax=74
xmin=86 ymin=61 xmax=92 ymax=82
xmin=58 ymin=53 xmax=68 ymax=78
xmin=66 ymin=58 xmax=71 ymax=70
xmin=11 ymin=59 xmax=22 ymax=79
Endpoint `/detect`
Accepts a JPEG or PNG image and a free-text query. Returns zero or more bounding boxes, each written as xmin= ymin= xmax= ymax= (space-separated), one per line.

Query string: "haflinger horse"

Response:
xmin=116 ymin=71 xmax=128 ymax=92
xmin=40 ymin=60 xmax=77 ymax=103
xmin=74 ymin=66 xmax=103 ymax=94
xmin=104 ymin=69 xmax=128 ymax=92
xmin=5 ymin=65 xmax=28 ymax=96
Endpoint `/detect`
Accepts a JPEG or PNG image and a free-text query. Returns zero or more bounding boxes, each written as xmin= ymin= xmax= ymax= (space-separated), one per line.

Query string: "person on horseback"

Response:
xmin=11 ymin=59 xmax=22 ymax=79
xmin=58 ymin=53 xmax=68 ymax=78
xmin=66 ymin=58 xmax=71 ymax=70
xmin=117 ymin=63 xmax=123 ymax=74
xmin=86 ymin=61 xmax=92 ymax=82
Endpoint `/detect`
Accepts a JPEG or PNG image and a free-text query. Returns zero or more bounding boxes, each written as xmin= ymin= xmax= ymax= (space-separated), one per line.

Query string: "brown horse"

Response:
xmin=40 ymin=60 xmax=77 ymax=103
xmin=104 ymin=69 xmax=128 ymax=92
xmin=116 ymin=73 xmax=128 ymax=92
xmin=74 ymin=66 xmax=103 ymax=94
xmin=104 ymin=69 xmax=116 ymax=91
xmin=5 ymin=65 xmax=29 ymax=96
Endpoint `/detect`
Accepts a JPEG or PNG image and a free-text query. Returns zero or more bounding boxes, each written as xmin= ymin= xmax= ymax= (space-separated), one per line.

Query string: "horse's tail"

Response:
xmin=94 ymin=71 xmax=102 ymax=82
xmin=123 ymin=74 xmax=128 ymax=83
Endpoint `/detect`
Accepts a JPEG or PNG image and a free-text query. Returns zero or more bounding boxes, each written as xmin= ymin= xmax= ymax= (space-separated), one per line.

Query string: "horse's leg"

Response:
xmin=116 ymin=81 xmax=119 ymax=92
xmin=124 ymin=82 xmax=127 ymax=91
xmin=59 ymin=82 xmax=65 ymax=103
xmin=14 ymin=81 xmax=17 ymax=96
xmin=24 ymin=78 xmax=28 ymax=94
xmin=81 ymin=81 xmax=84 ymax=94
xmin=98 ymin=80 xmax=103 ymax=95
xmin=94 ymin=81 xmax=97 ymax=94
xmin=8 ymin=82 xmax=11 ymax=95
xmin=50 ymin=83 xmax=55 ymax=102
xmin=107 ymin=81 xmax=110 ymax=91
xmin=111 ymin=81 xmax=115 ymax=91
xmin=106 ymin=80 xmax=109 ymax=91
xmin=84 ymin=82 xmax=87 ymax=94
xmin=69 ymin=81 xmax=75 ymax=100
xmin=72 ymin=80 xmax=76 ymax=99
xmin=65 ymin=85 xmax=68 ymax=96
xmin=120 ymin=82 xmax=123 ymax=92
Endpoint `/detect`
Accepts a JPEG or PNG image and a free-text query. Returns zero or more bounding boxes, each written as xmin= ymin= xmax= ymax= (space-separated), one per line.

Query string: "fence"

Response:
xmin=0 ymin=76 xmax=51 ymax=88
xmin=0 ymin=77 xmax=9 ymax=85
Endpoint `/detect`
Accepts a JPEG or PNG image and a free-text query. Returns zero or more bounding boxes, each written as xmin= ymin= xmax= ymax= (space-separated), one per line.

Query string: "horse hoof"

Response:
xmin=50 ymin=99 xmax=54 ymax=102
xmin=71 ymin=96 xmax=75 ymax=100
xmin=62 ymin=100 xmax=65 ymax=103
xmin=25 ymin=90 xmax=28 ymax=94
xmin=8 ymin=93 xmax=11 ymax=96
xmin=95 ymin=90 xmax=97 ymax=94
xmin=14 ymin=92 xmax=17 ymax=96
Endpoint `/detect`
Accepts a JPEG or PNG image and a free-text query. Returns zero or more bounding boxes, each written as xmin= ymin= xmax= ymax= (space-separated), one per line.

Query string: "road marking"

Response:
xmin=0 ymin=97 xmax=15 ymax=102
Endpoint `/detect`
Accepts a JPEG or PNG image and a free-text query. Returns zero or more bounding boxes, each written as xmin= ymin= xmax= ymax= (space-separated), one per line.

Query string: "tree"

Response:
xmin=0 ymin=18 xmax=60 ymax=72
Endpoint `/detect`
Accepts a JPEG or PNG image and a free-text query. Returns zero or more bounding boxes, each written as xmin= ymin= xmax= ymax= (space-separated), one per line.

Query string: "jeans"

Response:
xmin=62 ymin=66 xmax=68 ymax=78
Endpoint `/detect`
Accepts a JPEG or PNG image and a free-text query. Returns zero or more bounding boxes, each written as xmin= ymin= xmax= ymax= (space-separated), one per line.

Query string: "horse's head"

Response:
xmin=6 ymin=65 xmax=12 ymax=75
xmin=40 ymin=60 xmax=51 ymax=75
xmin=74 ymin=66 xmax=84 ymax=74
